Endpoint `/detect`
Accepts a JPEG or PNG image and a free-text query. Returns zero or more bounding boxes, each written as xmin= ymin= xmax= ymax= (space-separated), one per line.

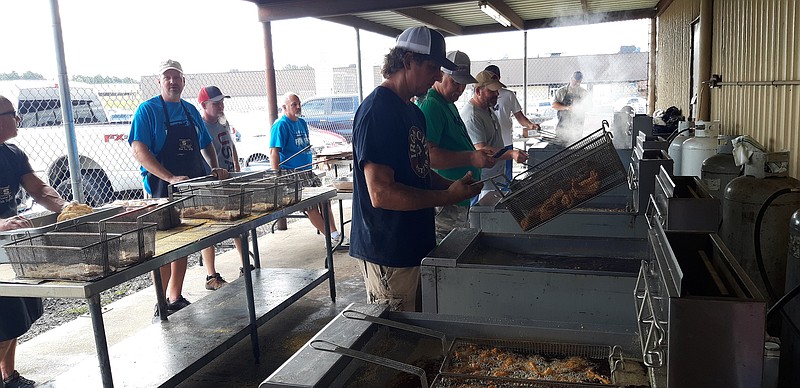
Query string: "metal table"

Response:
xmin=0 ymin=188 xmax=337 ymax=388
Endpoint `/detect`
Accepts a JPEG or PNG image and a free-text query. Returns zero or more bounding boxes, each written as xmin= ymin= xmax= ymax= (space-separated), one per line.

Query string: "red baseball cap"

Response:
xmin=198 ymin=86 xmax=230 ymax=105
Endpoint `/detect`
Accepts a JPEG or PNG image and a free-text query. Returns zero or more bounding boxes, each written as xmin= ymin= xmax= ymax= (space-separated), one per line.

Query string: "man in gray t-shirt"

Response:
xmin=461 ymin=71 xmax=528 ymax=201
xmin=197 ymin=86 xmax=243 ymax=291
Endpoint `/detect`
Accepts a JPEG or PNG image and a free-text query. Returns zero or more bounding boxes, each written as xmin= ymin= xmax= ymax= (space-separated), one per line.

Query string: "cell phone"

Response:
xmin=492 ymin=148 xmax=509 ymax=158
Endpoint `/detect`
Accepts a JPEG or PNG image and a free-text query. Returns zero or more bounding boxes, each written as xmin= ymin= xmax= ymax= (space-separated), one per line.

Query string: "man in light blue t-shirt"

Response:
xmin=269 ymin=92 xmax=341 ymax=245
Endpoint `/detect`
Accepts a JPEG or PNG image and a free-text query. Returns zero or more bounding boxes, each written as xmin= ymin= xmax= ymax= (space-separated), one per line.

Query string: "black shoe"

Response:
xmin=167 ymin=296 xmax=191 ymax=311
xmin=3 ymin=370 xmax=35 ymax=388
xmin=205 ymin=273 xmax=228 ymax=290
xmin=239 ymin=264 xmax=256 ymax=277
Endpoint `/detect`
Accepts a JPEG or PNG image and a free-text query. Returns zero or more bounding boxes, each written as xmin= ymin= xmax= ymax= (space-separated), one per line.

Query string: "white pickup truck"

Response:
xmin=1 ymin=81 xmax=142 ymax=207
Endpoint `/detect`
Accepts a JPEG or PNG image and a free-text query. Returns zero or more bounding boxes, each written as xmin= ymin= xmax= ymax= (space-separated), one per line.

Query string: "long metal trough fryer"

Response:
xmin=421 ymin=228 xmax=649 ymax=329
xmin=261 ymin=303 xmax=646 ymax=388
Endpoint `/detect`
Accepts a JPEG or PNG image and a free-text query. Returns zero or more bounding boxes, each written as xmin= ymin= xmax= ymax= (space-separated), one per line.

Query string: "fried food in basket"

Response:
xmin=444 ymin=343 xmax=612 ymax=384
xmin=519 ymin=169 xmax=601 ymax=230
xmin=57 ymin=203 xmax=94 ymax=222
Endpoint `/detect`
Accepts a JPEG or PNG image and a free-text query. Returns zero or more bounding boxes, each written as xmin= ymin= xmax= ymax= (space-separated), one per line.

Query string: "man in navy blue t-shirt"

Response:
xmin=350 ymin=26 xmax=482 ymax=312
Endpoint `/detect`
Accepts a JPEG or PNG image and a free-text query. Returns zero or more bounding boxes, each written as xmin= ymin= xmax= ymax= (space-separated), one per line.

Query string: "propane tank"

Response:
xmin=721 ymin=176 xmax=800 ymax=302
xmin=781 ymin=209 xmax=800 ymax=387
xmin=681 ymin=121 xmax=719 ymax=177
xmin=668 ymin=120 xmax=694 ymax=175
xmin=701 ymin=134 xmax=740 ymax=199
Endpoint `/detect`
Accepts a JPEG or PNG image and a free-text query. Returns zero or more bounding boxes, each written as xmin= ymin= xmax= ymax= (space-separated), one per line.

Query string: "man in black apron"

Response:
xmin=129 ymin=60 xmax=229 ymax=319
xmin=0 ymin=94 xmax=68 ymax=388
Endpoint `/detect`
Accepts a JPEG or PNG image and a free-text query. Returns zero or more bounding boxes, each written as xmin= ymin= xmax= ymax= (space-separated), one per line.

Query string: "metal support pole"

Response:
xmin=522 ymin=31 xmax=528 ymax=115
xmin=648 ymin=17 xmax=657 ymax=115
xmin=240 ymin=231 xmax=260 ymax=363
xmin=87 ymin=294 xmax=113 ymax=387
xmin=355 ymin=27 xmax=364 ymax=102
xmin=262 ymin=21 xmax=287 ymax=230
xmin=49 ymin=0 xmax=84 ymax=203
xmin=321 ymin=201 xmax=336 ymax=302
xmin=250 ymin=228 xmax=261 ymax=268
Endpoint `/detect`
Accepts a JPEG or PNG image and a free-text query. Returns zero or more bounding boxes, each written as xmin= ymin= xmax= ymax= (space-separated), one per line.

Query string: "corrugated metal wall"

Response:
xmin=657 ymin=0 xmax=800 ymax=177
xmin=711 ymin=0 xmax=800 ymax=176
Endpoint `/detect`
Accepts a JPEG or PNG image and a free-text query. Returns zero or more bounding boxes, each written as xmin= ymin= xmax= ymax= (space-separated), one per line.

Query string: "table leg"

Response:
xmin=88 ymin=295 xmax=114 ymax=388
xmin=152 ymin=269 xmax=168 ymax=321
xmin=322 ymin=201 xmax=336 ymax=302
xmin=250 ymin=228 xmax=261 ymax=269
xmin=240 ymin=231 xmax=260 ymax=363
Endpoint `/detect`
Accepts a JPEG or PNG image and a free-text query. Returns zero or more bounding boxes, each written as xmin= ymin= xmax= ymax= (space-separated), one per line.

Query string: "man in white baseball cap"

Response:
xmin=417 ymin=50 xmax=496 ymax=242
xmin=349 ymin=27 xmax=482 ymax=312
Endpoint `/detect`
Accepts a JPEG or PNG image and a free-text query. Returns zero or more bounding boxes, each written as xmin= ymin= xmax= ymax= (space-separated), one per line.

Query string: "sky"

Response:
xmin=0 ymin=0 xmax=651 ymax=79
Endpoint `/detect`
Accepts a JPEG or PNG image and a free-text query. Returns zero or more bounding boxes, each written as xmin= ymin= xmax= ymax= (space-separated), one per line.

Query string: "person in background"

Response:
xmin=552 ymin=70 xmax=589 ymax=133
xmin=462 ymin=71 xmax=528 ymax=203
xmin=483 ymin=64 xmax=539 ymax=183
xmin=417 ymin=50 xmax=496 ymax=242
xmin=0 ymin=94 xmax=68 ymax=388
xmin=350 ymin=26 xmax=482 ymax=312
xmin=270 ymin=92 xmax=342 ymax=246
xmin=129 ymin=60 xmax=230 ymax=320
xmin=198 ymin=86 xmax=244 ymax=290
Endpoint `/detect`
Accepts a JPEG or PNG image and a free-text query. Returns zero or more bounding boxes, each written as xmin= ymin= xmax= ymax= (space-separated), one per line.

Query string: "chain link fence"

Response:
xmin=4 ymin=22 xmax=649 ymax=212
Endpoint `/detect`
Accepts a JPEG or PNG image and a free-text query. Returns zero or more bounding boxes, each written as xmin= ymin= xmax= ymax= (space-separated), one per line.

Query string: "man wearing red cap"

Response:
xmin=198 ymin=86 xmax=244 ymax=290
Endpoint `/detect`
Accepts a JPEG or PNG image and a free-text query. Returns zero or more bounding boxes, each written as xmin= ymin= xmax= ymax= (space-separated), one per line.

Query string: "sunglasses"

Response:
xmin=0 ymin=110 xmax=17 ymax=117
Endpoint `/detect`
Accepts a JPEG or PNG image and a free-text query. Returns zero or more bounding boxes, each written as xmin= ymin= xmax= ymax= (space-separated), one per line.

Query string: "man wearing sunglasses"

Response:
xmin=0 ymin=95 xmax=68 ymax=388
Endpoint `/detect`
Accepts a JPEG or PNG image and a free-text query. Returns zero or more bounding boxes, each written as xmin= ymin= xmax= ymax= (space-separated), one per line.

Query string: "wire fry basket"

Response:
xmin=4 ymin=232 xmax=122 ymax=281
xmin=56 ymin=221 xmax=157 ymax=267
xmin=174 ymin=187 xmax=254 ymax=220
xmin=225 ymin=171 xmax=304 ymax=212
xmin=500 ymin=126 xmax=626 ymax=231
xmin=440 ymin=338 xmax=614 ymax=386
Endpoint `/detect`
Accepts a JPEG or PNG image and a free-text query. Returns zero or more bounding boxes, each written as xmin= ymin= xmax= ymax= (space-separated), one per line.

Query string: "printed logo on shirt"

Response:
xmin=408 ymin=126 xmax=430 ymax=178
xmin=0 ymin=185 xmax=11 ymax=203
xmin=178 ymin=138 xmax=194 ymax=152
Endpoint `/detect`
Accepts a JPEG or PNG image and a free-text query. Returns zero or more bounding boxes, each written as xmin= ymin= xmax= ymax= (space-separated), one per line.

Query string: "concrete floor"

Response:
xmin=12 ymin=199 xmax=363 ymax=387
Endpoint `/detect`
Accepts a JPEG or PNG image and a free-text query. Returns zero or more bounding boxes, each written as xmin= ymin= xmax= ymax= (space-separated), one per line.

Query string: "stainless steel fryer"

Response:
xmin=421 ymin=228 xmax=649 ymax=329
xmin=261 ymin=303 xmax=645 ymax=388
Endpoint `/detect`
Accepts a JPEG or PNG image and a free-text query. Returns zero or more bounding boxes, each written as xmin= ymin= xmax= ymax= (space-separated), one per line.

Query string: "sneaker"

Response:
xmin=3 ymin=370 xmax=35 ymax=388
xmin=205 ymin=273 xmax=228 ymax=290
xmin=167 ymin=296 xmax=191 ymax=312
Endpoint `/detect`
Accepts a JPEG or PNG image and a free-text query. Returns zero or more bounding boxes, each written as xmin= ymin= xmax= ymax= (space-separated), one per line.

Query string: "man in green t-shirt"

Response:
xmin=417 ymin=50 xmax=496 ymax=242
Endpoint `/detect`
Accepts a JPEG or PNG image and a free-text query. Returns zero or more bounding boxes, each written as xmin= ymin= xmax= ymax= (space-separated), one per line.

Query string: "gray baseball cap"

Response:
xmin=442 ymin=51 xmax=477 ymax=84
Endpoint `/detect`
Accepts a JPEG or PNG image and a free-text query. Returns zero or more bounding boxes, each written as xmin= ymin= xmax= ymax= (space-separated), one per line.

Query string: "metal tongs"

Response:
xmin=308 ymin=309 xmax=454 ymax=388
xmin=310 ymin=339 xmax=429 ymax=388
xmin=341 ymin=309 xmax=450 ymax=353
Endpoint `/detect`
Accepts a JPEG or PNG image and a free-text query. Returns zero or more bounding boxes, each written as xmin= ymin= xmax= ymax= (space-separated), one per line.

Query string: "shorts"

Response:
xmin=358 ymin=260 xmax=421 ymax=312
xmin=294 ymin=170 xmax=322 ymax=188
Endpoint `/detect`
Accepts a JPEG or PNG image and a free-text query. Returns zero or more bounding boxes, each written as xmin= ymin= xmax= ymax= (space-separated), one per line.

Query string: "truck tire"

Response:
xmin=55 ymin=170 xmax=114 ymax=207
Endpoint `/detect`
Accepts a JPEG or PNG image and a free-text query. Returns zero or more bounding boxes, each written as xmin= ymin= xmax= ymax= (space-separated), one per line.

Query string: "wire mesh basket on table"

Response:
xmin=440 ymin=338 xmax=615 ymax=386
xmin=173 ymin=187 xmax=254 ymax=221
xmin=500 ymin=124 xmax=627 ymax=231
xmin=225 ymin=172 xmax=303 ymax=213
xmin=55 ymin=221 xmax=157 ymax=267
xmin=106 ymin=198 xmax=186 ymax=230
xmin=4 ymin=232 xmax=122 ymax=281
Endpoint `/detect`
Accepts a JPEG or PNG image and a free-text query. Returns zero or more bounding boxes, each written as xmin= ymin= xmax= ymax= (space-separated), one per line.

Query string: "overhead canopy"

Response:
xmin=249 ymin=0 xmax=661 ymax=37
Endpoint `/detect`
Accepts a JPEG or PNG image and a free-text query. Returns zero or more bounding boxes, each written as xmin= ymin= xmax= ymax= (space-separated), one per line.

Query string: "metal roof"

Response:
xmin=249 ymin=0 xmax=662 ymax=37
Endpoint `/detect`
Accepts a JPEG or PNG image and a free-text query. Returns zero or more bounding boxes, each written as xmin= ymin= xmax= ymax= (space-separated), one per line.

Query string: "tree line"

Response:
xmin=1 ymin=71 xmax=136 ymax=84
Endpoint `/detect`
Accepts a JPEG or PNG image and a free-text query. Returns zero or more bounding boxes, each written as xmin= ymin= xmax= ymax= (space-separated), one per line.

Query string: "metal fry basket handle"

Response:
xmin=310 ymin=339 xmax=428 ymax=388
xmin=342 ymin=309 xmax=450 ymax=354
